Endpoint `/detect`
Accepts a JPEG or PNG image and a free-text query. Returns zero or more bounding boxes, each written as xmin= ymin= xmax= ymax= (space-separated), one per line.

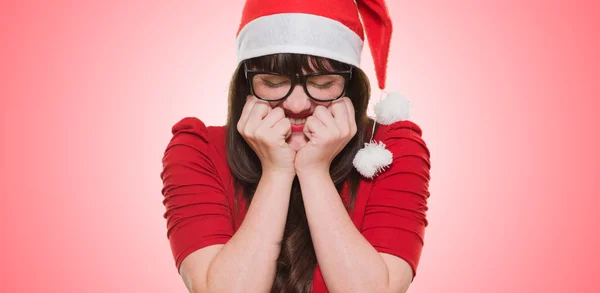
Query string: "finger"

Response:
xmin=246 ymin=100 xmax=271 ymax=131
xmin=313 ymin=105 xmax=337 ymax=130
xmin=340 ymin=97 xmax=357 ymax=135
xmin=272 ymin=116 xmax=292 ymax=142
xmin=342 ymin=97 xmax=356 ymax=126
xmin=303 ymin=116 xmax=326 ymax=141
xmin=328 ymin=99 xmax=349 ymax=133
xmin=259 ymin=107 xmax=286 ymax=129
xmin=238 ymin=95 xmax=258 ymax=130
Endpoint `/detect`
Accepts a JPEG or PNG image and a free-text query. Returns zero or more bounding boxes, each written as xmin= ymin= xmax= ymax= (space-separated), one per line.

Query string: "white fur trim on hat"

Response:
xmin=236 ymin=13 xmax=364 ymax=66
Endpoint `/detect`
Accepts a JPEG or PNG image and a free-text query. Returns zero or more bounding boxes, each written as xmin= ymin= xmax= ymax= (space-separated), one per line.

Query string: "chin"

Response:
xmin=287 ymin=132 xmax=308 ymax=151
xmin=289 ymin=143 xmax=305 ymax=152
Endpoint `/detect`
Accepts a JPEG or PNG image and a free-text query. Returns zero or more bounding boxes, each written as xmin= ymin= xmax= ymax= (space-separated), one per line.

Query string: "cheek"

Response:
xmin=314 ymin=101 xmax=331 ymax=108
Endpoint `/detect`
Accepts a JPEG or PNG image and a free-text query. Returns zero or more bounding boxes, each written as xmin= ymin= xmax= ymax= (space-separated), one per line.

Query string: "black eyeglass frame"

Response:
xmin=243 ymin=62 xmax=353 ymax=102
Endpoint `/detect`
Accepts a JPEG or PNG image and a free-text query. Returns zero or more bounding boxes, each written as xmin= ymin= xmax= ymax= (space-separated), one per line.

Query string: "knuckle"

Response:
xmin=313 ymin=106 xmax=323 ymax=116
xmin=244 ymin=96 xmax=255 ymax=108
xmin=273 ymin=109 xmax=285 ymax=120
xmin=243 ymin=127 xmax=254 ymax=139
xmin=261 ymin=107 xmax=269 ymax=115
xmin=256 ymin=100 xmax=268 ymax=109
xmin=273 ymin=107 xmax=284 ymax=115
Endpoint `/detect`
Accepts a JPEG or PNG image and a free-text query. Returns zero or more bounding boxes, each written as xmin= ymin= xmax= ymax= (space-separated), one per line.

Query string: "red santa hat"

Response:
xmin=236 ymin=0 xmax=412 ymax=179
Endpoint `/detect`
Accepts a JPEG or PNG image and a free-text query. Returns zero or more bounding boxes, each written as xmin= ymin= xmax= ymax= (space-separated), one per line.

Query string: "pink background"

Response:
xmin=1 ymin=0 xmax=599 ymax=292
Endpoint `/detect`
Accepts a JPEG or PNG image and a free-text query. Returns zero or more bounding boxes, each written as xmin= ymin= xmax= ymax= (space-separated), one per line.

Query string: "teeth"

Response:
xmin=288 ymin=117 xmax=307 ymax=125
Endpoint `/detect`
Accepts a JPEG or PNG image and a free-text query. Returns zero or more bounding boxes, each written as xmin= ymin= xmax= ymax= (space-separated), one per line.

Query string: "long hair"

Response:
xmin=225 ymin=53 xmax=373 ymax=292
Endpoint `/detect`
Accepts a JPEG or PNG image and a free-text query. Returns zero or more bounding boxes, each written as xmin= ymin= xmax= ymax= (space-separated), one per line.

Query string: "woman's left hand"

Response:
xmin=295 ymin=97 xmax=357 ymax=175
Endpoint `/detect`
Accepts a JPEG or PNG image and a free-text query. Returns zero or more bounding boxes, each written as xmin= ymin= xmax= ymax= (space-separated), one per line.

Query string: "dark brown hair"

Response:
xmin=225 ymin=53 xmax=373 ymax=292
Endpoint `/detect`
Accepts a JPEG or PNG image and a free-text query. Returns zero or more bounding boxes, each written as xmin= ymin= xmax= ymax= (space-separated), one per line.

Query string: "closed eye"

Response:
xmin=261 ymin=80 xmax=289 ymax=88
xmin=308 ymin=81 xmax=334 ymax=89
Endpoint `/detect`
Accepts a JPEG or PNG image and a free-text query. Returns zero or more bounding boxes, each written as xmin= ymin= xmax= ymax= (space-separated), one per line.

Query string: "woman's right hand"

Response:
xmin=237 ymin=95 xmax=296 ymax=175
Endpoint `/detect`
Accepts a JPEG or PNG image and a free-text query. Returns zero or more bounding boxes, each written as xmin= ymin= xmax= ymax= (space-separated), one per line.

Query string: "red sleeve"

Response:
xmin=160 ymin=117 xmax=233 ymax=272
xmin=360 ymin=120 xmax=431 ymax=280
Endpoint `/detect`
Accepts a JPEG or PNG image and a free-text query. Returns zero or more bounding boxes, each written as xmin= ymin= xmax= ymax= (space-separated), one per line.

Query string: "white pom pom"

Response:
xmin=353 ymin=141 xmax=393 ymax=178
xmin=374 ymin=92 xmax=411 ymax=125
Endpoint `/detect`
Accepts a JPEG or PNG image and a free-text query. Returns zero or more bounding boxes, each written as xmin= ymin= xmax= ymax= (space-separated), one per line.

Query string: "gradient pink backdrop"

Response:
xmin=1 ymin=0 xmax=599 ymax=292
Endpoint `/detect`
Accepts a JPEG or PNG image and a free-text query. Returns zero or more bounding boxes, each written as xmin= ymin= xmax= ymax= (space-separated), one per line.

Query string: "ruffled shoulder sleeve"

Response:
xmin=360 ymin=119 xmax=432 ymax=280
xmin=160 ymin=117 xmax=233 ymax=273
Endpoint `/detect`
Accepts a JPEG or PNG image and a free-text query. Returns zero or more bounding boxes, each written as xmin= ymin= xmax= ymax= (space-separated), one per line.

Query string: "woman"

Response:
xmin=160 ymin=0 xmax=431 ymax=292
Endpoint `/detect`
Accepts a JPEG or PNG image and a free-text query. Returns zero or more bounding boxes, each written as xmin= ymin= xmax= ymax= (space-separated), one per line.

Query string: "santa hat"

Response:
xmin=236 ymin=0 xmax=412 ymax=179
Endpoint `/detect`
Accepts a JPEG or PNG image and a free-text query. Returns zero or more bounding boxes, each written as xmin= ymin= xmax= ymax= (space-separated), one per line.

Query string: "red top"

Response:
xmin=160 ymin=117 xmax=431 ymax=292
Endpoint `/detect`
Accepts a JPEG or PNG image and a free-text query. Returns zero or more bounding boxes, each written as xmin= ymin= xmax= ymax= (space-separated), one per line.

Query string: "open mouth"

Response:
xmin=288 ymin=117 xmax=307 ymax=125
xmin=288 ymin=117 xmax=308 ymax=132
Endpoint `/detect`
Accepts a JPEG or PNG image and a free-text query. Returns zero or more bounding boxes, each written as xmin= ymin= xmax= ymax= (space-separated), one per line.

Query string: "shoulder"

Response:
xmin=374 ymin=119 xmax=430 ymax=161
xmin=169 ymin=117 xmax=226 ymax=142
xmin=165 ymin=117 xmax=228 ymax=165
xmin=354 ymin=119 xmax=431 ymax=179
xmin=370 ymin=120 xmax=431 ymax=182
xmin=168 ymin=117 xmax=226 ymax=146
xmin=374 ymin=120 xmax=425 ymax=145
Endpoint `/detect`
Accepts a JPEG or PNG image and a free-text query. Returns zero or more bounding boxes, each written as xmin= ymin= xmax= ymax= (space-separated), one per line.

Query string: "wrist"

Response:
xmin=296 ymin=165 xmax=330 ymax=180
xmin=261 ymin=168 xmax=296 ymax=181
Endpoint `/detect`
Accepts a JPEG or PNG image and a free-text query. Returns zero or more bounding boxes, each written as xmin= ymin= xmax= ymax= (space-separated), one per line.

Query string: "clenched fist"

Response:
xmin=237 ymin=95 xmax=297 ymax=176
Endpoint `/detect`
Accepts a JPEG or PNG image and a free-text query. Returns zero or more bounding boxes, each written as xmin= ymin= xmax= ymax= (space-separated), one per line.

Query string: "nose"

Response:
xmin=281 ymin=84 xmax=311 ymax=114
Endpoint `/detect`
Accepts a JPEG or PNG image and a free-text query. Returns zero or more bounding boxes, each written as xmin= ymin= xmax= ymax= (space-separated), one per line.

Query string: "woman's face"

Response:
xmin=244 ymin=59 xmax=352 ymax=152
xmin=268 ymin=83 xmax=333 ymax=151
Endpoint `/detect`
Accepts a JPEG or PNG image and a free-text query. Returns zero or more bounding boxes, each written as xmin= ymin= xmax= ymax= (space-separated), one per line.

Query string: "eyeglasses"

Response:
xmin=244 ymin=62 xmax=353 ymax=102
